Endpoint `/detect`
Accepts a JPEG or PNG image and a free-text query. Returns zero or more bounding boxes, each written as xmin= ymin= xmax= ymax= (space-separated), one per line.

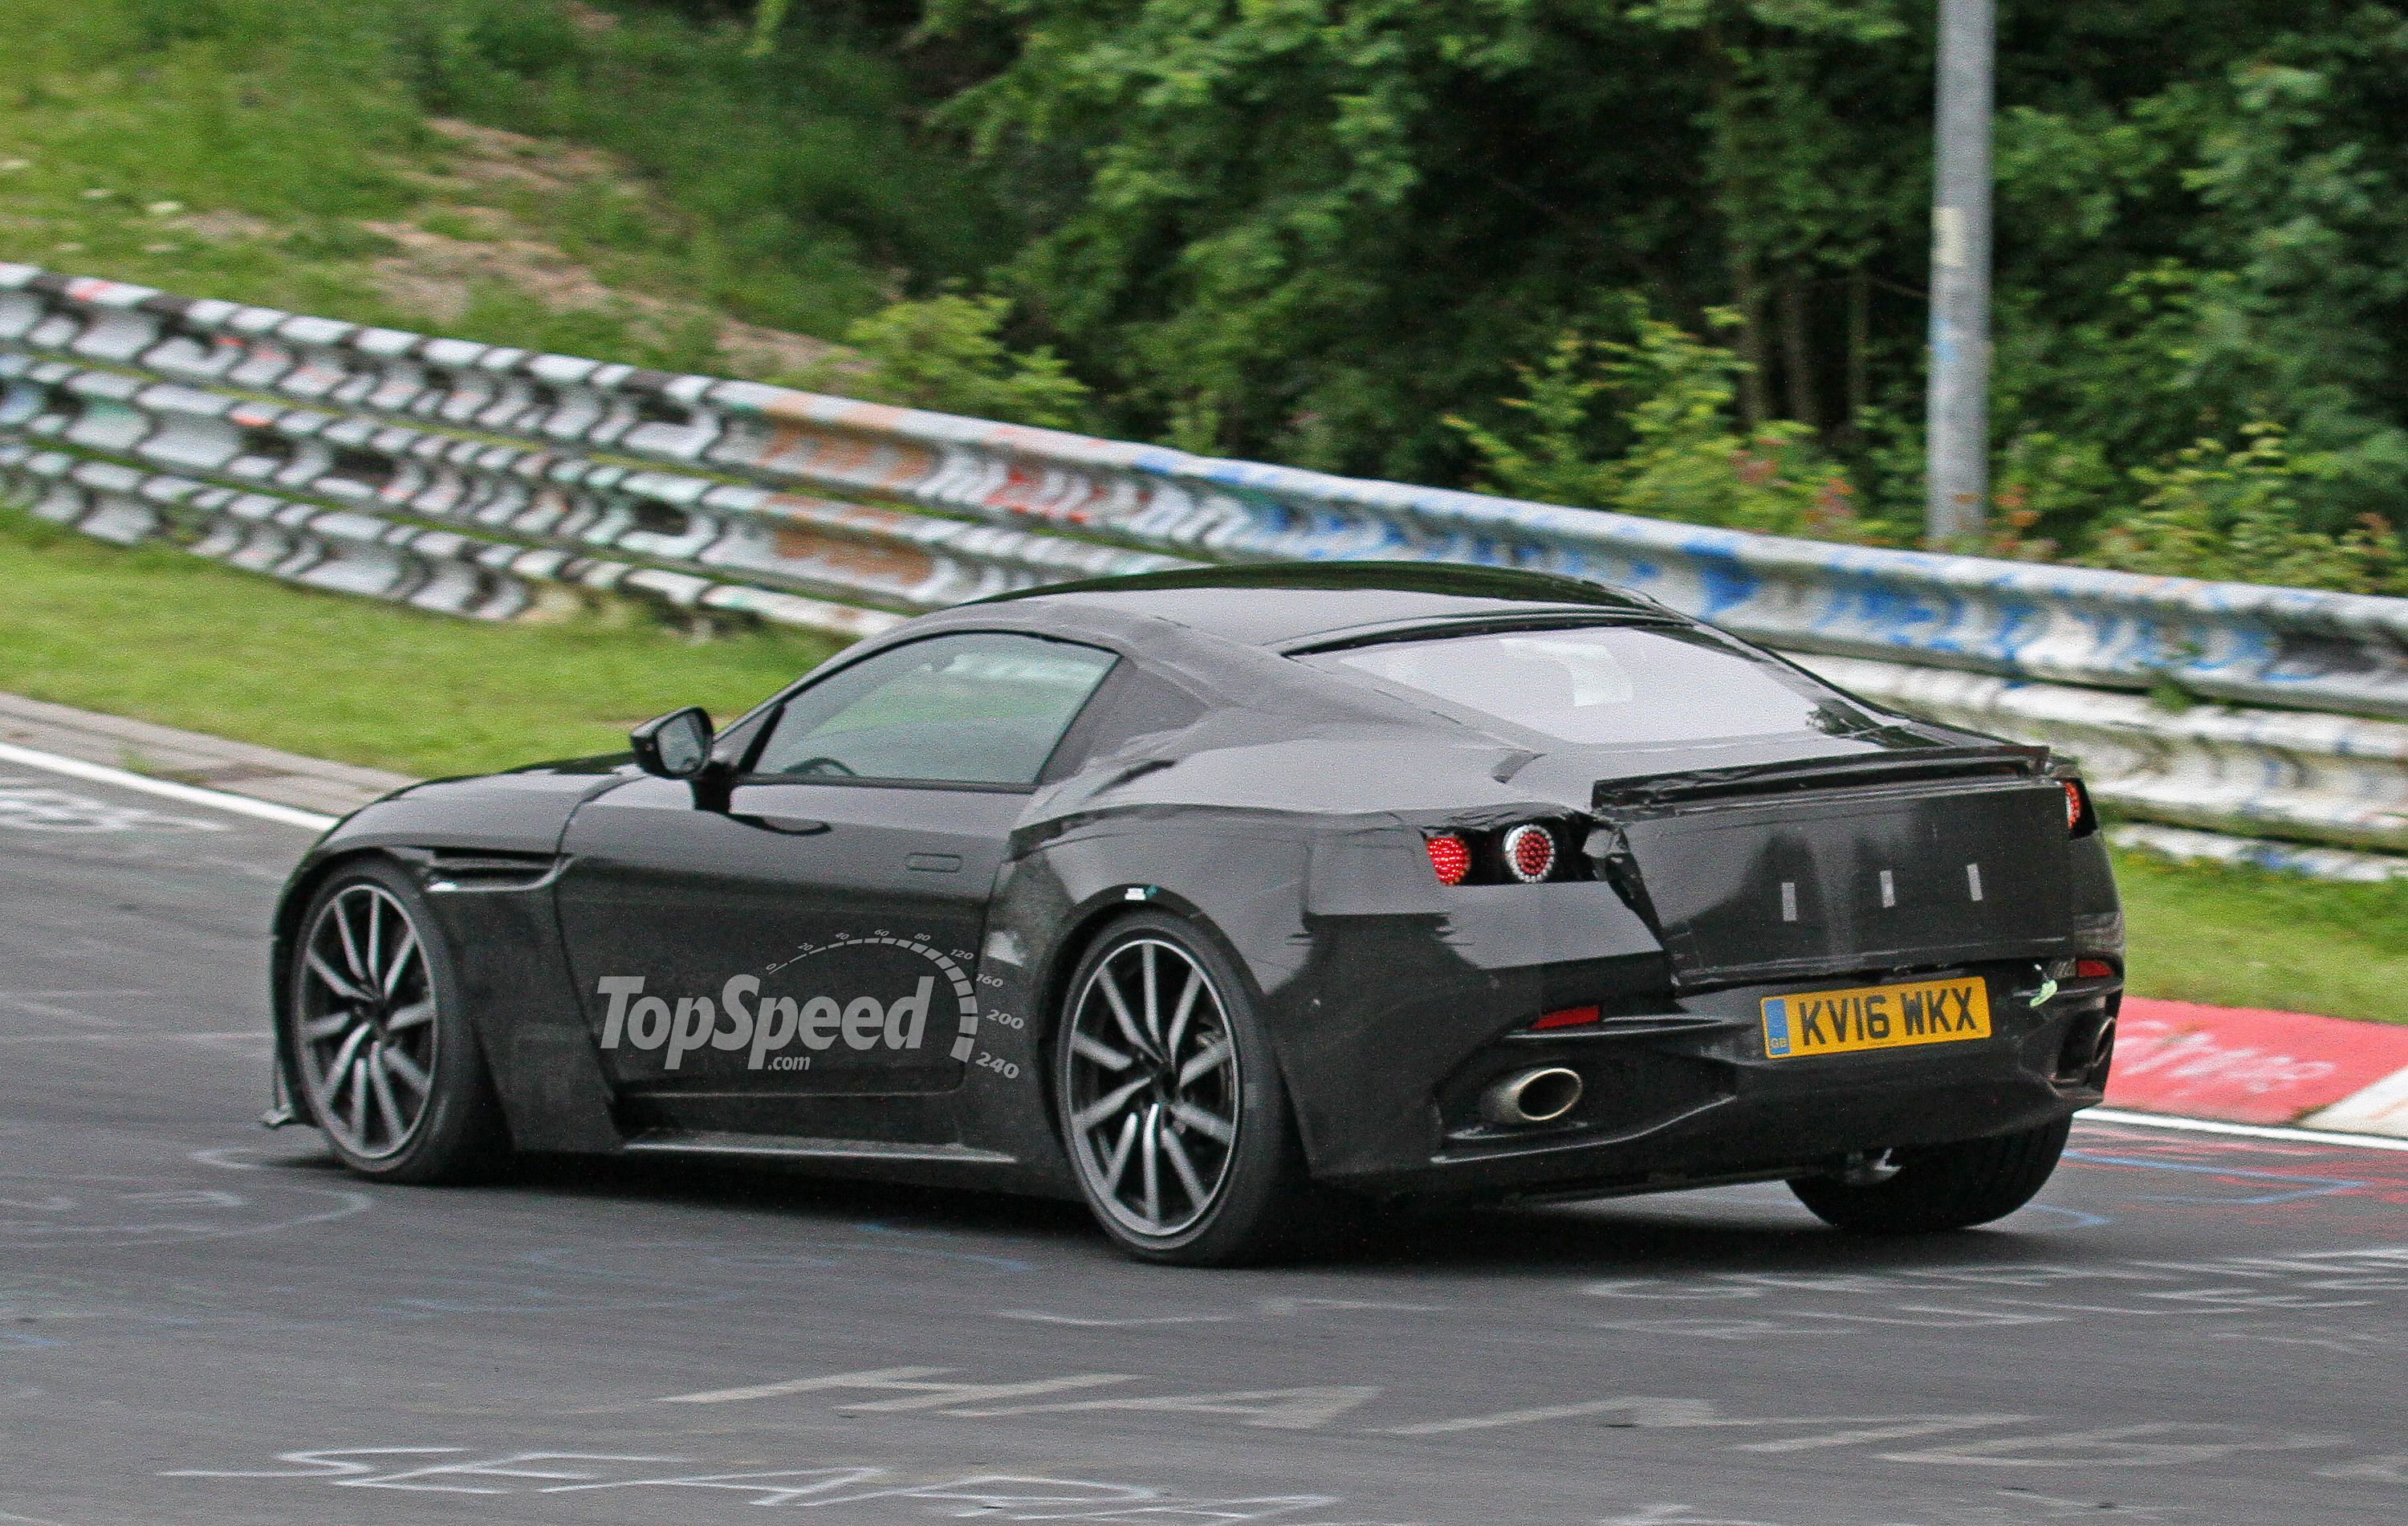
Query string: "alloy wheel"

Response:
xmin=1062 ymin=936 xmax=1241 ymax=1238
xmin=295 ymin=883 xmax=440 ymax=1161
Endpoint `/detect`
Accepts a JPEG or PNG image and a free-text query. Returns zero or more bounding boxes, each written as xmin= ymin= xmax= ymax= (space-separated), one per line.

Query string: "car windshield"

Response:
xmin=1303 ymin=624 xmax=1852 ymax=746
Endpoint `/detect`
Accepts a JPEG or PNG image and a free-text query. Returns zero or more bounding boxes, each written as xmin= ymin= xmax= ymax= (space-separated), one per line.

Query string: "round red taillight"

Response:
xmin=1503 ymin=823 xmax=1556 ymax=884
xmin=1425 ymin=833 xmax=1471 ymax=886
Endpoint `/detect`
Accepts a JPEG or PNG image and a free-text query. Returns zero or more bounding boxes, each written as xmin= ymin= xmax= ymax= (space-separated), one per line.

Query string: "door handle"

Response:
xmin=734 ymin=813 xmax=830 ymax=836
xmin=905 ymin=853 xmax=963 ymax=873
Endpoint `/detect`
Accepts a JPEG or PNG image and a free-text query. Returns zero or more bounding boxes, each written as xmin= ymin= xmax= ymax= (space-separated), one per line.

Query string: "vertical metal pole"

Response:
xmin=1926 ymin=0 xmax=1994 ymax=544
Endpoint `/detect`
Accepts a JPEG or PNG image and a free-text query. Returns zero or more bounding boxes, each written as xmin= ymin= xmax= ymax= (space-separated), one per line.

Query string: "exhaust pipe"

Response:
xmin=1481 ymin=1066 xmax=1584 ymax=1127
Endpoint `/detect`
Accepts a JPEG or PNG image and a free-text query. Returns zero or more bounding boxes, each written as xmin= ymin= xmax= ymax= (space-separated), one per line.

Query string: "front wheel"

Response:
xmin=1788 ymin=1117 xmax=2072 ymax=1233
xmin=287 ymin=858 xmax=508 ymax=1183
xmin=1055 ymin=913 xmax=1309 ymax=1265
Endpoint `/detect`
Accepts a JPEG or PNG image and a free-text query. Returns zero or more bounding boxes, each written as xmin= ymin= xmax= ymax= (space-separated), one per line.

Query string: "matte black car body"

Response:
xmin=268 ymin=564 xmax=2123 ymax=1207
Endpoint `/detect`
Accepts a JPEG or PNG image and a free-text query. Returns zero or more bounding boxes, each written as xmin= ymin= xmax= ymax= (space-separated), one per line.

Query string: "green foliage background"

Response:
xmin=921 ymin=0 xmax=2408 ymax=582
xmin=13 ymin=0 xmax=2408 ymax=587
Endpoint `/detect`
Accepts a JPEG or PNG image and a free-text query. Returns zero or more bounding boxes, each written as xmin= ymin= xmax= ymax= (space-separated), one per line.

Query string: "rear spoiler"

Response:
xmin=1592 ymin=744 xmax=2050 ymax=814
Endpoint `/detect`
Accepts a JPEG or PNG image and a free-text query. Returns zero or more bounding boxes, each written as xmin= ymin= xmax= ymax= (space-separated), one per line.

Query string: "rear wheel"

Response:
xmin=1788 ymin=1117 xmax=2071 ymax=1233
xmin=287 ymin=859 xmax=507 ymax=1183
xmin=1055 ymin=913 xmax=1308 ymax=1265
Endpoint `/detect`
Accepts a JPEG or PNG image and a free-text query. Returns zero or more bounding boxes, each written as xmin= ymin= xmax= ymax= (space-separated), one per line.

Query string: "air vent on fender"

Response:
xmin=425 ymin=849 xmax=561 ymax=892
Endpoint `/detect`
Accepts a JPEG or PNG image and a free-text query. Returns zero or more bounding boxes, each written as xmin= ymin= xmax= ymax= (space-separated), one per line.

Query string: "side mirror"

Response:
xmin=631 ymin=706 xmax=714 ymax=779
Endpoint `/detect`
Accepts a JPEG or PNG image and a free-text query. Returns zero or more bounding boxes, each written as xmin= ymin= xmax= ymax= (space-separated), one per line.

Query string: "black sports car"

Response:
xmin=268 ymin=564 xmax=2123 ymax=1264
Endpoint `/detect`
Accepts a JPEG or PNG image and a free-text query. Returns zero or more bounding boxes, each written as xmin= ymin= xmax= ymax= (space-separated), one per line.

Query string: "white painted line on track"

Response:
xmin=0 ymin=739 xmax=336 ymax=832
xmin=2085 ymin=1105 xmax=2408 ymax=1154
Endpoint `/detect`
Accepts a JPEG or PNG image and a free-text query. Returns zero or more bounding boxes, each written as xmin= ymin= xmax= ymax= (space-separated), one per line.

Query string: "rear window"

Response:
xmin=1302 ymin=625 xmax=1849 ymax=746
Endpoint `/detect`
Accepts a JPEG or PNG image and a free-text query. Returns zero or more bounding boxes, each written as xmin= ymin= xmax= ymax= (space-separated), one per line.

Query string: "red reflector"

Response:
xmin=1503 ymin=822 xmax=1556 ymax=883
xmin=1532 ymin=1005 xmax=1601 ymax=1030
xmin=2062 ymin=779 xmax=2087 ymax=832
xmin=1425 ymin=833 xmax=1471 ymax=886
xmin=2075 ymin=958 xmax=2117 ymax=980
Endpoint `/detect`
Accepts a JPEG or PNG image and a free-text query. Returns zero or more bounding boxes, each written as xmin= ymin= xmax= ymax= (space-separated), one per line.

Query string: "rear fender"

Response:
xmin=961 ymin=817 xmax=1316 ymax=1190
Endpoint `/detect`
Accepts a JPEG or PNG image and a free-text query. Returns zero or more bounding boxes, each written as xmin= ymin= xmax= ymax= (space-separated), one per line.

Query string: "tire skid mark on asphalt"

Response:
xmin=844 ymin=1219 xmax=1037 ymax=1271
xmin=0 ymin=987 xmax=159 ymax=1020
xmin=0 ymin=1227 xmax=1077 ymax=1341
xmin=14 ymin=1136 xmax=2400 ymax=1354
xmin=996 ymin=1296 xmax=1441 ymax=1329
xmin=189 ymin=1146 xmax=264 ymax=1172
xmin=0 ymin=1169 xmax=371 ymax=1250
xmin=1594 ymin=1490 xmax=2198 ymax=1524
xmin=152 ymin=1432 xmax=2376 ymax=1523
xmin=2000 ymin=1200 xmax=2115 ymax=1228
xmin=602 ymin=1361 xmax=2408 ymax=1494
xmin=2200 ymin=1325 xmax=2402 ymax=1359
xmin=151 ymin=1455 xmax=2223 ymax=1526
xmin=2064 ymin=1149 xmax=2369 ymax=1204
xmin=161 ymin=1447 xmax=1385 ymax=1523
xmin=0 ymin=779 xmax=230 ymax=835
xmin=1577 ymin=1245 xmax=2408 ymax=1335
xmin=0 ymin=1032 xmax=270 ymax=1050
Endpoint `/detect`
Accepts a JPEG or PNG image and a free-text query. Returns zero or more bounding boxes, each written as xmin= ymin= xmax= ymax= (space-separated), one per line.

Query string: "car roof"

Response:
xmin=978 ymin=562 xmax=1667 ymax=649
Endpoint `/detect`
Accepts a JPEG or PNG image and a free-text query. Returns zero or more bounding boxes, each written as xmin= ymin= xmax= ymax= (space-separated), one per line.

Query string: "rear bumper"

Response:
xmin=1312 ymin=964 xmax=2117 ymax=1202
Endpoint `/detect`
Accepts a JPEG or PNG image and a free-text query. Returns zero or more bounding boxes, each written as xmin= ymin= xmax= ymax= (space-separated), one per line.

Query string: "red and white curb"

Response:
xmin=2106 ymin=996 xmax=2408 ymax=1139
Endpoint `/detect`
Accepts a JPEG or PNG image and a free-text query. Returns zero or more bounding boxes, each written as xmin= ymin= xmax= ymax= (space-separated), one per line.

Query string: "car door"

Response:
xmin=554 ymin=629 xmax=1120 ymax=1139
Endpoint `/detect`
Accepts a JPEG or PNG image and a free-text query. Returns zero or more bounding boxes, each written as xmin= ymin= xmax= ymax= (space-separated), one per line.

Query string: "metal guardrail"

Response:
xmin=1798 ymin=655 xmax=2408 ymax=856
xmin=0 ymin=354 xmax=1182 ymax=617
xmin=3 ymin=262 xmax=2406 ymax=869
xmin=13 ymin=264 xmax=2408 ymax=721
xmin=0 ymin=439 xmax=904 ymax=637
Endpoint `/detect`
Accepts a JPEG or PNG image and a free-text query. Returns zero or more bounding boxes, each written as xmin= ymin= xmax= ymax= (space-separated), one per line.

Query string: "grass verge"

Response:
xmin=0 ymin=0 xmax=990 ymax=375
xmin=2110 ymin=847 xmax=2408 ymax=1027
xmin=0 ymin=507 xmax=844 ymax=779
xmin=4 ymin=507 xmax=2405 ymax=1026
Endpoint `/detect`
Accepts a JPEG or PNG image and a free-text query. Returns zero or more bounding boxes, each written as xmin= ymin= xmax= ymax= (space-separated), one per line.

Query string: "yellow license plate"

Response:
xmin=1760 ymin=975 xmax=1990 ymax=1060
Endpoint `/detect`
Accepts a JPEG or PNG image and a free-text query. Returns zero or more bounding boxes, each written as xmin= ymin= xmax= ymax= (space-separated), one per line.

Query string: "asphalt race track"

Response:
xmin=5 ymin=765 xmax=2407 ymax=1526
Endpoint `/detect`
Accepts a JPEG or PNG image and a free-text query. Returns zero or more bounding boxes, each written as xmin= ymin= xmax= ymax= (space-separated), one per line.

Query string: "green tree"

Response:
xmin=928 ymin=0 xmax=1926 ymax=483
xmin=926 ymin=0 xmax=2408 ymax=551
xmin=815 ymin=293 xmax=1092 ymax=429
xmin=1451 ymin=312 xmax=1870 ymax=537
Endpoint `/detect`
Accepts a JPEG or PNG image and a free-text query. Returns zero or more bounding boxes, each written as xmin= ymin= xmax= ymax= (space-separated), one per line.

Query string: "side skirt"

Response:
xmin=622 ymin=1129 xmax=1019 ymax=1167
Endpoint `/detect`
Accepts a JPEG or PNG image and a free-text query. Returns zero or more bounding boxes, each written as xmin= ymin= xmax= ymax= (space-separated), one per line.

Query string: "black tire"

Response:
xmin=1054 ymin=911 xmax=1311 ymax=1266
xmin=1789 ymin=1117 xmax=2072 ymax=1233
xmin=285 ymin=857 xmax=509 ymax=1184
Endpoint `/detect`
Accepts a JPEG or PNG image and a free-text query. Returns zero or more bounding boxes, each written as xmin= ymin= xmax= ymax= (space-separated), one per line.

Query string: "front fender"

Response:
xmin=267 ymin=768 xmax=629 ymax=1154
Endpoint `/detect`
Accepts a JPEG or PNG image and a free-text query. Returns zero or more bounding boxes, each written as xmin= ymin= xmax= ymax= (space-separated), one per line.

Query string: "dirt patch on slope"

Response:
xmin=378 ymin=119 xmax=843 ymax=378
xmin=361 ymin=218 xmax=840 ymax=379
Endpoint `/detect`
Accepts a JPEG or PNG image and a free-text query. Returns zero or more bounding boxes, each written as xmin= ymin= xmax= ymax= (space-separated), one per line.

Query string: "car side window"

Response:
xmin=750 ymin=633 xmax=1119 ymax=787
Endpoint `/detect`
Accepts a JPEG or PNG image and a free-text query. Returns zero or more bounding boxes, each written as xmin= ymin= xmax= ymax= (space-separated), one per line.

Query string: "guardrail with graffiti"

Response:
xmin=3 ymin=263 xmax=2403 ymax=870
